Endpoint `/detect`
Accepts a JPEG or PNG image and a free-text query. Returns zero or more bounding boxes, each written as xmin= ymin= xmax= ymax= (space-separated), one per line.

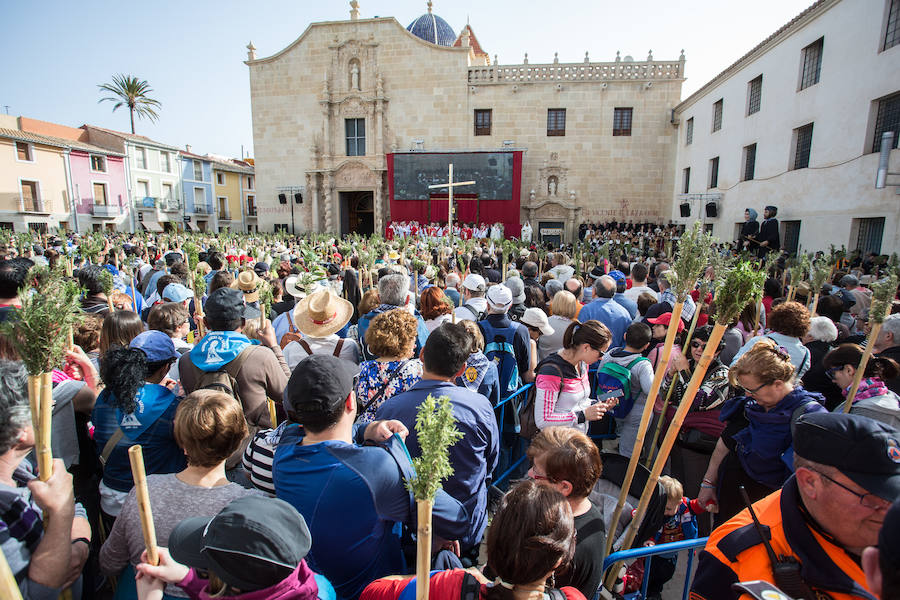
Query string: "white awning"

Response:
xmin=141 ymin=219 xmax=163 ymax=232
xmin=185 ymin=221 xmax=198 ymax=232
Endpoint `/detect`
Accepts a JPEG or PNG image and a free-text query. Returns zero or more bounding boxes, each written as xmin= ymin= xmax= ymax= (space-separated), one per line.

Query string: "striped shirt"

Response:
xmin=533 ymin=353 xmax=593 ymax=432
xmin=242 ymin=423 xmax=287 ymax=495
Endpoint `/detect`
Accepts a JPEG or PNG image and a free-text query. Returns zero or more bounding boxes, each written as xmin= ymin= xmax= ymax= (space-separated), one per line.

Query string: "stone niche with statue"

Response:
xmin=522 ymin=153 xmax=581 ymax=244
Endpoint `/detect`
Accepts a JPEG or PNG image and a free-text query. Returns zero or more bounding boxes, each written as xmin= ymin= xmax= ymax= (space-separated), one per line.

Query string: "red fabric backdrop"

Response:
xmin=386 ymin=151 xmax=522 ymax=238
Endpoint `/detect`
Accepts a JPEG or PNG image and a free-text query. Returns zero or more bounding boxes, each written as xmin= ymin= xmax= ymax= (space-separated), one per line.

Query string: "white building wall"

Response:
xmin=672 ymin=0 xmax=900 ymax=254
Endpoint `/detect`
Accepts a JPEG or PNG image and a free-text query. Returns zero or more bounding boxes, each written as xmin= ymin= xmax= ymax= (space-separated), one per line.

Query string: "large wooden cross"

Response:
xmin=428 ymin=163 xmax=474 ymax=246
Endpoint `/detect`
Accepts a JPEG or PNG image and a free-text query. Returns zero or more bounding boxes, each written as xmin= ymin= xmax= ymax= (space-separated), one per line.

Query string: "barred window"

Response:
xmin=747 ymin=75 xmax=763 ymax=115
xmin=547 ymin=109 xmax=566 ymax=136
xmin=871 ymin=91 xmax=900 ymax=153
xmin=799 ymin=38 xmax=823 ymax=90
xmin=682 ymin=167 xmax=691 ymax=194
xmin=743 ymin=144 xmax=757 ymax=181
xmin=685 ymin=117 xmax=694 ymax=145
xmin=793 ymin=124 xmax=814 ymax=170
xmin=855 ymin=217 xmax=885 ymax=255
xmin=613 ymin=107 xmax=633 ymax=136
xmin=712 ymin=99 xmax=723 ymax=132
xmin=884 ymin=0 xmax=900 ymax=51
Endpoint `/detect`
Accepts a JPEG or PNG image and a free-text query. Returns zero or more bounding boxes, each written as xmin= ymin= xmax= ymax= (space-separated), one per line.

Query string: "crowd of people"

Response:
xmin=0 ymin=228 xmax=898 ymax=600
xmin=385 ymin=221 xmax=504 ymax=241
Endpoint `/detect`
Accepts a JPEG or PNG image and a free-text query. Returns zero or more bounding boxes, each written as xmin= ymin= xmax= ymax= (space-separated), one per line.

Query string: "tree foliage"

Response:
xmin=98 ymin=74 xmax=162 ymax=134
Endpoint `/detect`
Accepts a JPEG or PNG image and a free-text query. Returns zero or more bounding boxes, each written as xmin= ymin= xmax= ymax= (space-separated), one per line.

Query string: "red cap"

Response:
xmin=646 ymin=312 xmax=685 ymax=333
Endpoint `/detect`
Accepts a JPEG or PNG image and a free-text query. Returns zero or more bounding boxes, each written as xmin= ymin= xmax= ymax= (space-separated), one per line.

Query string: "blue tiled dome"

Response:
xmin=406 ymin=11 xmax=456 ymax=46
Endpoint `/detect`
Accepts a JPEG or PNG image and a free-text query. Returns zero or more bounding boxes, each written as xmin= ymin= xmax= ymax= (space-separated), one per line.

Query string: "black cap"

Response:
xmin=283 ymin=354 xmax=356 ymax=415
xmin=880 ymin=499 xmax=900 ymax=571
xmin=169 ymin=496 xmax=311 ymax=592
xmin=589 ymin=265 xmax=605 ymax=280
xmin=793 ymin=412 xmax=900 ymax=501
xmin=642 ymin=302 xmax=671 ymax=323
xmin=204 ymin=287 xmax=261 ymax=322
xmin=254 ymin=261 xmax=270 ymax=274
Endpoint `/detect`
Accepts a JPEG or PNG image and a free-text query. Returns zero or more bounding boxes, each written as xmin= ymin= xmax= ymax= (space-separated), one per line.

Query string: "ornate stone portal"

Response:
xmin=522 ymin=153 xmax=581 ymax=242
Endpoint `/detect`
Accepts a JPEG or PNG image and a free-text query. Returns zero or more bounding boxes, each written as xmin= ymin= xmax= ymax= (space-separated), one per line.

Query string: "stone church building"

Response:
xmin=246 ymin=1 xmax=685 ymax=243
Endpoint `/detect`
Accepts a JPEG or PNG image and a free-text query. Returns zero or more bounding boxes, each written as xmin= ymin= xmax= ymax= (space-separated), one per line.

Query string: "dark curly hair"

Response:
xmin=100 ymin=347 xmax=172 ymax=414
xmin=768 ymin=301 xmax=811 ymax=339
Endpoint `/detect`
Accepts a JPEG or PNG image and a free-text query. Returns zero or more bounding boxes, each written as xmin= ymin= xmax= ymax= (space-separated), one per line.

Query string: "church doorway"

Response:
xmin=339 ymin=191 xmax=374 ymax=237
xmin=538 ymin=221 xmax=565 ymax=246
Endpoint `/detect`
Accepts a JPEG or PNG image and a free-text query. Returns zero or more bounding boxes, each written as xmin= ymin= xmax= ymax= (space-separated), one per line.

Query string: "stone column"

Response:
xmin=324 ymin=172 xmax=335 ymax=233
xmin=311 ymin=173 xmax=320 ymax=231
xmin=321 ymin=102 xmax=332 ymax=157
xmin=374 ymin=177 xmax=383 ymax=235
xmin=567 ymin=207 xmax=576 ymax=244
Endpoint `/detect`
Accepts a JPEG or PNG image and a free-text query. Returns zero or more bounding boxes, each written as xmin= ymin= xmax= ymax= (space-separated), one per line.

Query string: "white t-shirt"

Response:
xmin=624 ymin=285 xmax=658 ymax=303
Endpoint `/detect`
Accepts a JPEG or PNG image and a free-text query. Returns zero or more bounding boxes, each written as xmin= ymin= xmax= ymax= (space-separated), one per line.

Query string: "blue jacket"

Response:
xmin=375 ymin=379 xmax=500 ymax=550
xmin=578 ymin=296 xmax=632 ymax=349
xmin=720 ymin=387 xmax=826 ymax=489
xmin=273 ymin=425 xmax=468 ymax=600
xmin=614 ymin=293 xmax=638 ymax=319
xmin=92 ymin=385 xmax=185 ymax=492
xmin=357 ymin=305 xmax=429 ymax=361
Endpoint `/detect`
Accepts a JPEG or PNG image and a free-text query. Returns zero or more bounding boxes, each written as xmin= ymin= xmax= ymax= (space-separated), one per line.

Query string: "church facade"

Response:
xmin=246 ymin=3 xmax=685 ymax=242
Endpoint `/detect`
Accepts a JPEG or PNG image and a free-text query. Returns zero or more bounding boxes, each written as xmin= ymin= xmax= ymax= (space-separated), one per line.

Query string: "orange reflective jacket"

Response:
xmin=690 ymin=477 xmax=878 ymax=600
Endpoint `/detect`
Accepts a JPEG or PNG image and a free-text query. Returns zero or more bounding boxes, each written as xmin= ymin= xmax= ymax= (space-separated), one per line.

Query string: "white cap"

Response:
xmin=486 ymin=284 xmax=513 ymax=310
xmin=521 ymin=307 xmax=554 ymax=335
xmin=462 ymin=273 xmax=487 ymax=292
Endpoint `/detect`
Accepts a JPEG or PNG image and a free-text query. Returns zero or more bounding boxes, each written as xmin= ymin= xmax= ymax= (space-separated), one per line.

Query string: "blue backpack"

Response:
xmin=595 ymin=356 xmax=649 ymax=419
xmin=479 ymin=319 xmax=522 ymax=396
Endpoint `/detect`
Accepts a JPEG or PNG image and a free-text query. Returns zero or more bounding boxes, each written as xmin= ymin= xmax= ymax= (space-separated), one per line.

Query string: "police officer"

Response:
xmin=691 ymin=412 xmax=900 ymax=600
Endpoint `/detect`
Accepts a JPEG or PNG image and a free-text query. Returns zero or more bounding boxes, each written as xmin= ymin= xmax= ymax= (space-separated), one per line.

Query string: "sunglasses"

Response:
xmin=825 ymin=366 xmax=844 ymax=381
xmin=690 ymin=340 xmax=706 ymax=349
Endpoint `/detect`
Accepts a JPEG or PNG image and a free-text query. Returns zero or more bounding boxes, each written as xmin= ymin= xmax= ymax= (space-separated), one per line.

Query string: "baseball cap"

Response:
xmin=462 ymin=273 xmax=486 ymax=292
xmin=168 ymin=496 xmax=311 ymax=592
xmin=608 ymin=270 xmax=626 ymax=286
xmin=283 ymin=354 xmax=357 ymax=415
xmin=505 ymin=276 xmax=526 ymax=304
xmin=589 ymin=265 xmax=606 ymax=280
xmin=129 ymin=330 xmax=178 ymax=363
xmin=840 ymin=274 xmax=859 ymax=287
xmin=204 ymin=287 xmax=261 ymax=322
xmin=162 ymin=283 xmax=194 ymax=303
xmin=254 ymin=261 xmax=270 ymax=275
xmin=486 ymin=284 xmax=513 ymax=310
xmin=793 ymin=412 xmax=900 ymax=501
xmin=646 ymin=311 xmax=685 ymax=333
xmin=521 ymin=307 xmax=554 ymax=335
xmin=103 ymin=264 xmax=119 ymax=276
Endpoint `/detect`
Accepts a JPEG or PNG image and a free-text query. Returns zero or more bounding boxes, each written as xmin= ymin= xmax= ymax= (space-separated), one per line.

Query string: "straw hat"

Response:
xmin=388 ymin=250 xmax=400 ymax=261
xmin=292 ymin=288 xmax=353 ymax=338
xmin=284 ymin=275 xmax=304 ymax=300
xmin=231 ymin=270 xmax=262 ymax=302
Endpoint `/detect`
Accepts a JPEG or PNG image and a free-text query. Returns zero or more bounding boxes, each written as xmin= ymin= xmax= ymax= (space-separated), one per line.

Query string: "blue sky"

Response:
xmin=5 ymin=0 xmax=812 ymax=158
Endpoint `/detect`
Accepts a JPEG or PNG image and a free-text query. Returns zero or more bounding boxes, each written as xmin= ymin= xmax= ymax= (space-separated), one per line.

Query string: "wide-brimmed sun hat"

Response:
xmin=292 ymin=288 xmax=354 ymax=338
xmin=231 ymin=269 xmax=262 ymax=302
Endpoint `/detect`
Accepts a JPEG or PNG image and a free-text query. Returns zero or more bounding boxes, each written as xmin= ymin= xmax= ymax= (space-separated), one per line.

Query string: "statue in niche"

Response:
xmin=350 ymin=61 xmax=360 ymax=91
xmin=548 ymin=176 xmax=558 ymax=197
xmin=529 ymin=189 xmax=536 ymax=203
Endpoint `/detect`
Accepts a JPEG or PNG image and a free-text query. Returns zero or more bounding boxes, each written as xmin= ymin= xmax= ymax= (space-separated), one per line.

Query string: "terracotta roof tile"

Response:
xmin=0 ymin=127 xmax=125 ymax=156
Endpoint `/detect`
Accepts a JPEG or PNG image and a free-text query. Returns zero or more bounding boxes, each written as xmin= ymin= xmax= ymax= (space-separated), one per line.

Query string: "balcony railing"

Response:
xmin=193 ymin=204 xmax=211 ymax=215
xmin=218 ymin=211 xmax=232 ymax=221
xmin=92 ymin=204 xmax=120 ymax=217
xmin=247 ymin=206 xmax=258 ymax=217
xmin=138 ymin=196 xmax=157 ymax=209
xmin=19 ymin=199 xmax=49 ymax=214
xmin=161 ymin=200 xmax=180 ymax=212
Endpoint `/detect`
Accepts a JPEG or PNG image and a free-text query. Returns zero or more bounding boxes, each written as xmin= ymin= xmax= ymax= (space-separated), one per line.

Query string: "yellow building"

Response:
xmin=0 ymin=114 xmax=72 ymax=232
xmin=211 ymin=156 xmax=255 ymax=232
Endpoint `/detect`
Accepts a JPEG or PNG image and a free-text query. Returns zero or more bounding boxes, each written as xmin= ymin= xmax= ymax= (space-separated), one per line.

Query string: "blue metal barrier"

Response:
xmin=492 ymin=384 xmax=533 ymax=488
xmin=600 ymin=537 xmax=708 ymax=600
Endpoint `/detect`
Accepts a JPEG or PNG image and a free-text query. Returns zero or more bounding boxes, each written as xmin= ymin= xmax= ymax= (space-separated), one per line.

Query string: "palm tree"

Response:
xmin=97 ymin=74 xmax=162 ymax=134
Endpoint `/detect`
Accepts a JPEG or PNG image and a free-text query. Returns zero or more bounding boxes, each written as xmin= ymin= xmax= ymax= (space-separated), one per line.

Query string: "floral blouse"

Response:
xmin=354 ymin=359 xmax=423 ymax=423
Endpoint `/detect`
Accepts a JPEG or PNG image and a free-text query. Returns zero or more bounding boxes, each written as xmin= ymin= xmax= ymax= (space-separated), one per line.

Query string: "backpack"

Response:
xmin=595 ymin=356 xmax=649 ymax=419
xmin=519 ymin=361 xmax=563 ymax=440
xmin=480 ymin=320 xmax=521 ymax=395
xmin=185 ymin=346 xmax=257 ymax=407
xmin=463 ymin=302 xmax=486 ymax=322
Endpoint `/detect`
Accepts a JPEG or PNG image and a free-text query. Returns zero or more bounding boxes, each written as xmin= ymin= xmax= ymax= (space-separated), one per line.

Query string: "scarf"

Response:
xmin=846 ymin=377 xmax=890 ymax=401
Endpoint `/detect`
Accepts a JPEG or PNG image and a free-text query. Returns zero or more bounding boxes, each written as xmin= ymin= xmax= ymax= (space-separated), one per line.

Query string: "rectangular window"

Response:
xmin=793 ymin=123 xmax=814 ymax=170
xmin=747 ymin=75 xmax=763 ymax=115
xmin=743 ymin=143 xmax=757 ymax=181
xmin=247 ymin=176 xmax=254 ymax=189
xmin=137 ymin=180 xmax=149 ymax=198
xmin=783 ymin=221 xmax=802 ymax=255
xmin=160 ymin=152 xmax=171 ymax=172
xmin=90 ymin=155 xmax=106 ymax=172
xmin=247 ymin=195 xmax=256 ymax=216
xmin=16 ymin=142 xmax=32 ymax=161
xmin=884 ymin=0 xmax=899 ymax=50
xmin=682 ymin=167 xmax=691 ymax=194
xmin=872 ymin=91 xmax=900 ymax=153
xmin=135 ymin=148 xmax=146 ymax=169
xmin=799 ymin=38 xmax=824 ymax=90
xmin=547 ymin=109 xmax=566 ymax=136
xmin=218 ymin=197 xmax=229 ymax=218
xmin=712 ymin=99 xmax=723 ymax=132
xmin=194 ymin=187 xmax=205 ymax=211
xmin=613 ymin=107 xmax=633 ymax=136
xmin=345 ymin=118 xmax=366 ymax=156
xmin=474 ymin=109 xmax=492 ymax=136
xmin=193 ymin=160 xmax=203 ymax=181
xmin=708 ymin=157 xmax=719 ymax=189
xmin=855 ymin=217 xmax=886 ymax=254
xmin=685 ymin=117 xmax=694 ymax=145
xmin=216 ymin=172 xmax=225 ymax=185
xmin=93 ymin=182 xmax=108 ymax=205
xmin=162 ymin=183 xmax=173 ymax=202
xmin=21 ymin=180 xmax=39 ymax=211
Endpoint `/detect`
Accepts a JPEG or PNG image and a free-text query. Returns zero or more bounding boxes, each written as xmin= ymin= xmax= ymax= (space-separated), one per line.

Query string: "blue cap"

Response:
xmin=104 ymin=264 xmax=119 ymax=276
xmin=608 ymin=270 xmax=626 ymax=285
xmin=130 ymin=330 xmax=178 ymax=363
xmin=162 ymin=283 xmax=194 ymax=303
